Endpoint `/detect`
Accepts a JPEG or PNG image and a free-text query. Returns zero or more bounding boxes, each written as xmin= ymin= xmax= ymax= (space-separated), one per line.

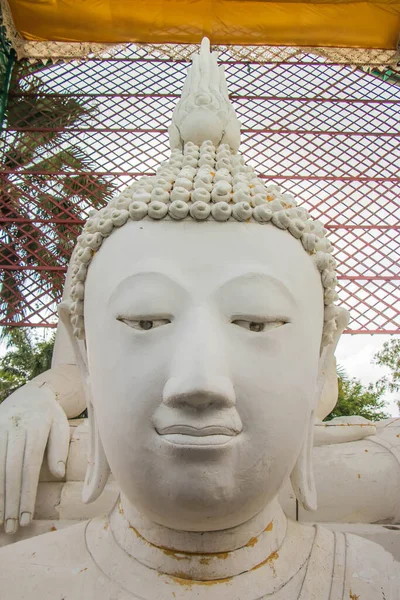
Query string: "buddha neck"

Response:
xmin=109 ymin=494 xmax=288 ymax=581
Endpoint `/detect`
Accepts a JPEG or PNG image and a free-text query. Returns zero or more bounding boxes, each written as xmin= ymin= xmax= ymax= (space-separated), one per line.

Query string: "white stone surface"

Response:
xmin=0 ymin=383 xmax=70 ymax=533
xmin=0 ymin=38 xmax=398 ymax=599
xmin=0 ymin=520 xmax=80 ymax=548
xmin=2 ymin=216 xmax=397 ymax=597
xmin=284 ymin=418 xmax=400 ymax=525
xmin=38 ymin=420 xmax=85 ymax=482
xmin=33 ymin=482 xmax=64 ymax=520
xmin=325 ymin=523 xmax=400 ymax=562
xmin=65 ymin=421 xmax=90 ymax=481
xmin=34 ymin=364 xmax=85 ymax=418
xmin=302 ymin=433 xmax=400 ymax=524
xmin=1 ymin=508 xmax=399 ymax=599
xmin=169 ymin=37 xmax=241 ymax=152
xmin=8 ymin=418 xmax=398 ymax=527
xmin=57 ymin=480 xmax=119 ymax=520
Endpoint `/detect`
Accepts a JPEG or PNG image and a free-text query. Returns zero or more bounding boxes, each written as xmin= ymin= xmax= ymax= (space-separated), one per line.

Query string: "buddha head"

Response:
xmin=60 ymin=40 xmax=347 ymax=533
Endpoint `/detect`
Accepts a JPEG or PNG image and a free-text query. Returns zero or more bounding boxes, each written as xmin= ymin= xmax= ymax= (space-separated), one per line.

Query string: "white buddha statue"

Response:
xmin=0 ymin=39 xmax=399 ymax=599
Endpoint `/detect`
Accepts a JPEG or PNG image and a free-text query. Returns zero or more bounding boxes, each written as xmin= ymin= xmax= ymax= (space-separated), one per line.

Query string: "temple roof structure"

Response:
xmin=3 ymin=0 xmax=400 ymax=50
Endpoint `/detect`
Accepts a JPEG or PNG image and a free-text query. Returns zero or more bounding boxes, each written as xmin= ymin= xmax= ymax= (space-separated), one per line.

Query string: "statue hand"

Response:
xmin=0 ymin=382 xmax=70 ymax=534
xmin=314 ymin=416 xmax=376 ymax=446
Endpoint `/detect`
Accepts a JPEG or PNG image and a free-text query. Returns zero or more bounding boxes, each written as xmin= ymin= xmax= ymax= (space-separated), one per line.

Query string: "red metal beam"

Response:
xmin=0 ymin=217 xmax=84 ymax=224
xmin=2 ymin=170 xmax=399 ymax=183
xmin=9 ymin=92 xmax=400 ymax=105
xmin=344 ymin=330 xmax=400 ymax=334
xmin=8 ymin=127 xmax=400 ymax=138
xmin=1 ymin=265 xmax=68 ymax=271
xmin=61 ymin=57 xmax=398 ymax=68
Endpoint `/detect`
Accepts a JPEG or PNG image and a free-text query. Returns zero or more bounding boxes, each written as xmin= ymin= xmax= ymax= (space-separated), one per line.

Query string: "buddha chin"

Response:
xmin=106 ymin=410 xmax=306 ymax=532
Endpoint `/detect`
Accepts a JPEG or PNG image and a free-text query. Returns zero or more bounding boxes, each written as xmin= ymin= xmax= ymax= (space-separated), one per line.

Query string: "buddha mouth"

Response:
xmin=156 ymin=424 xmax=242 ymax=446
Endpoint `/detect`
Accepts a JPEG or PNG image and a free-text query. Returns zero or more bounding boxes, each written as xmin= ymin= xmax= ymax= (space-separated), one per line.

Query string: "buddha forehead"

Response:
xmin=85 ymin=219 xmax=323 ymax=312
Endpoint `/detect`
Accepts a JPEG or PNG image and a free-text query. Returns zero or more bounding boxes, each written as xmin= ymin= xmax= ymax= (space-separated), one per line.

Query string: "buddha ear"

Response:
xmin=57 ymin=300 xmax=89 ymax=382
xmin=290 ymin=409 xmax=317 ymax=511
xmin=81 ymin=393 xmax=111 ymax=503
xmin=316 ymin=307 xmax=350 ymax=421
xmin=290 ymin=307 xmax=350 ymax=511
xmin=57 ymin=300 xmax=111 ymax=503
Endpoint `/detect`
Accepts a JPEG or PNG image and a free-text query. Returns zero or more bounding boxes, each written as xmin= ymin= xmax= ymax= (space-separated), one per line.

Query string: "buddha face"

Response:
xmin=84 ymin=220 xmax=324 ymax=531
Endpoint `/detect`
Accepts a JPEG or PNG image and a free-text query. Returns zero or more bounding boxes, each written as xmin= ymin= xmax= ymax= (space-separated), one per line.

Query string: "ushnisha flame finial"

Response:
xmin=169 ymin=38 xmax=241 ymax=153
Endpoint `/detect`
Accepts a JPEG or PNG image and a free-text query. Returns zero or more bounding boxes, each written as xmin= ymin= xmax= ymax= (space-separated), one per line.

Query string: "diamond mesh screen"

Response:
xmin=1 ymin=45 xmax=399 ymax=332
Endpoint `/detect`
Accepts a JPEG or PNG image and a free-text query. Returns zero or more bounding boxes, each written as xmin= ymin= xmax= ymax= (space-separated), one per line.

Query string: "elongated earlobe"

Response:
xmin=317 ymin=307 xmax=350 ymax=420
xmin=82 ymin=396 xmax=111 ymax=504
xmin=58 ymin=299 xmax=111 ymax=504
xmin=290 ymin=410 xmax=317 ymax=512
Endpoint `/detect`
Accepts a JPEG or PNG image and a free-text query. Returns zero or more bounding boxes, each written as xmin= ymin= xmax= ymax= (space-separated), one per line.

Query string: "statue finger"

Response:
xmin=0 ymin=430 xmax=7 ymax=526
xmin=19 ymin=424 xmax=51 ymax=527
xmin=4 ymin=428 xmax=26 ymax=534
xmin=47 ymin=403 xmax=70 ymax=478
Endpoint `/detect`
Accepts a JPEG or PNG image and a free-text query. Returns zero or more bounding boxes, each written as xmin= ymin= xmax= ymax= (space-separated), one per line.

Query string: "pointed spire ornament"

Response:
xmin=169 ymin=38 xmax=241 ymax=152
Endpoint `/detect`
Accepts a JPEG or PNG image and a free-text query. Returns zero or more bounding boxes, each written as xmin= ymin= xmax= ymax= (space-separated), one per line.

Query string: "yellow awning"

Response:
xmin=7 ymin=0 xmax=400 ymax=49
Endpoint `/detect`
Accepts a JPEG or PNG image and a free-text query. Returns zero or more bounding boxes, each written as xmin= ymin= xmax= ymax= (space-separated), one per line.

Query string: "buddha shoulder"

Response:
xmin=0 ymin=519 xmax=128 ymax=599
xmin=340 ymin=532 xmax=400 ymax=600
xmin=0 ymin=521 xmax=399 ymax=599
xmin=297 ymin=524 xmax=399 ymax=600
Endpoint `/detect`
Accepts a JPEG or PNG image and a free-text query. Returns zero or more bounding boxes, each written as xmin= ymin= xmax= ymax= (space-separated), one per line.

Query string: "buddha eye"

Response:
xmin=232 ymin=320 xmax=286 ymax=332
xmin=118 ymin=318 xmax=171 ymax=331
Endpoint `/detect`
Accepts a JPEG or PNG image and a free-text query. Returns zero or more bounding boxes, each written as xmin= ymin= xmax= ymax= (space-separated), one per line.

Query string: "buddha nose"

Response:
xmin=162 ymin=308 xmax=236 ymax=410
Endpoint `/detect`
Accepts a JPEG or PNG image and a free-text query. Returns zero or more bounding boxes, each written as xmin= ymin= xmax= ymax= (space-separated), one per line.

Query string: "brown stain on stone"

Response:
xmin=129 ymin=524 xmax=231 ymax=561
xmin=103 ymin=522 xmax=109 ymax=530
xmin=251 ymin=551 xmax=279 ymax=576
xmin=245 ymin=535 xmax=259 ymax=548
xmin=317 ymin=423 xmax=373 ymax=428
xmin=161 ymin=548 xmax=190 ymax=562
xmin=364 ymin=449 xmax=368 ymax=452
xmin=245 ymin=520 xmax=273 ymax=548
xmin=50 ymin=526 xmax=57 ymax=532
xmin=129 ymin=525 xmax=141 ymax=538
xmin=358 ymin=474 xmax=361 ymax=479
xmin=169 ymin=574 xmax=233 ymax=587
xmin=349 ymin=591 xmax=360 ymax=600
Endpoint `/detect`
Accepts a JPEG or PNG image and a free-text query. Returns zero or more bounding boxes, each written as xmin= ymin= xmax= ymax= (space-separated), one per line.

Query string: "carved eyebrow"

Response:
xmin=218 ymin=271 xmax=296 ymax=306
xmin=114 ymin=270 xmax=181 ymax=285
xmin=108 ymin=268 xmax=296 ymax=309
xmin=108 ymin=271 xmax=186 ymax=307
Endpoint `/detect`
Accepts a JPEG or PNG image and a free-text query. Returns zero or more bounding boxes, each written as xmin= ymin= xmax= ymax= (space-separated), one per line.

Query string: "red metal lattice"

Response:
xmin=0 ymin=46 xmax=399 ymax=332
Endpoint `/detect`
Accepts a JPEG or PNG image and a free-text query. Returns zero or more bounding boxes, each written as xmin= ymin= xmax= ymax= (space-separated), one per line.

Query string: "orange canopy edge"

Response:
xmin=6 ymin=0 xmax=400 ymax=50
